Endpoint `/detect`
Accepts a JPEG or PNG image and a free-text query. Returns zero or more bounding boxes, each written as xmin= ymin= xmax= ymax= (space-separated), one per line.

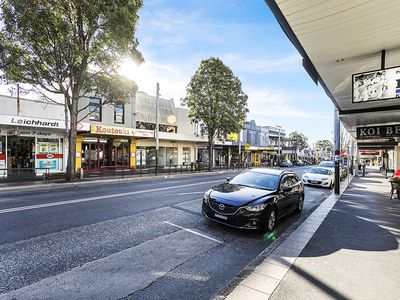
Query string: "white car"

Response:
xmin=302 ymin=167 xmax=334 ymax=189
xmin=318 ymin=161 xmax=346 ymax=180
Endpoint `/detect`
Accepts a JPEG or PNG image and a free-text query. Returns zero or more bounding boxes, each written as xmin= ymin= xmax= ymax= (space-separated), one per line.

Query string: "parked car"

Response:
xmin=302 ymin=167 xmax=334 ymax=189
xmin=279 ymin=159 xmax=293 ymax=167
xmin=293 ymin=160 xmax=304 ymax=166
xmin=318 ymin=161 xmax=346 ymax=180
xmin=202 ymin=169 xmax=304 ymax=232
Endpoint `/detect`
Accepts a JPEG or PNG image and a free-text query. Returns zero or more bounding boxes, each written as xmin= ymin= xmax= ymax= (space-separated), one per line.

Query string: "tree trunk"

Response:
xmin=65 ymin=96 xmax=79 ymax=181
xmin=208 ymin=139 xmax=213 ymax=172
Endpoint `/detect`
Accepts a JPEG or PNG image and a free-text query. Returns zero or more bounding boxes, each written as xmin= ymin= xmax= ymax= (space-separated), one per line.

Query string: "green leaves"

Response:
xmin=185 ymin=57 xmax=248 ymax=141
xmin=289 ymin=131 xmax=309 ymax=152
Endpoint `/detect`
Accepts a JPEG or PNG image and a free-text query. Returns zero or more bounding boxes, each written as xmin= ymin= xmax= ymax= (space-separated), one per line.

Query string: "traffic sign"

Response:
xmin=245 ymin=143 xmax=250 ymax=151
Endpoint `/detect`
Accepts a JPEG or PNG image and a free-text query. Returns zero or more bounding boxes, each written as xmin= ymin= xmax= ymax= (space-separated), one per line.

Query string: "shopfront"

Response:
xmin=76 ymin=124 xmax=136 ymax=172
xmin=0 ymin=115 xmax=66 ymax=175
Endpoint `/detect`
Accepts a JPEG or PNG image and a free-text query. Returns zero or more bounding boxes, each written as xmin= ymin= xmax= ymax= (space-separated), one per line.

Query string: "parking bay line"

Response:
xmin=0 ymin=179 xmax=223 ymax=215
xmin=164 ymin=221 xmax=223 ymax=244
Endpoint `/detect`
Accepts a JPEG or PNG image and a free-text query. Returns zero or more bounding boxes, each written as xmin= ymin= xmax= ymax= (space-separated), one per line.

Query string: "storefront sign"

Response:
xmin=353 ymin=66 xmax=400 ymax=103
xmin=357 ymin=124 xmax=400 ymax=139
xmin=90 ymin=125 xmax=134 ymax=136
xmin=77 ymin=122 xmax=90 ymax=131
xmin=0 ymin=115 xmax=65 ymax=129
xmin=16 ymin=129 xmax=61 ymax=138
xmin=132 ymin=129 xmax=154 ymax=138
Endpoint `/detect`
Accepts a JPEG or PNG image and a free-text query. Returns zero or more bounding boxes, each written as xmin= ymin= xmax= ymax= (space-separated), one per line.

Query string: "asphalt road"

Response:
xmin=0 ymin=166 xmax=332 ymax=300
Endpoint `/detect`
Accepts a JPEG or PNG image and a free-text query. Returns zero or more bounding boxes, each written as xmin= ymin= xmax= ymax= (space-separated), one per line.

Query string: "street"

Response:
xmin=0 ymin=166 xmax=332 ymax=300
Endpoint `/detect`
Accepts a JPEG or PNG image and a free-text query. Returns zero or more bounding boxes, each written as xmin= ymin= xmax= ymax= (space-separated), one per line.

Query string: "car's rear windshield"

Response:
xmin=309 ymin=168 xmax=330 ymax=175
xmin=229 ymin=171 xmax=279 ymax=190
xmin=319 ymin=162 xmax=334 ymax=168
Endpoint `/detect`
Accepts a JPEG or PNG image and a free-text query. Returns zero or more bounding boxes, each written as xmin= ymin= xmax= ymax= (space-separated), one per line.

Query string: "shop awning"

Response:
xmin=265 ymin=0 xmax=400 ymax=140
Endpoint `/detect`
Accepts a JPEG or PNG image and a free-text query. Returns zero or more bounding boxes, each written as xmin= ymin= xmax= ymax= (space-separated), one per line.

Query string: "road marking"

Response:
xmin=175 ymin=198 xmax=201 ymax=206
xmin=164 ymin=221 xmax=223 ymax=244
xmin=0 ymin=179 xmax=223 ymax=215
xmin=176 ymin=191 xmax=204 ymax=196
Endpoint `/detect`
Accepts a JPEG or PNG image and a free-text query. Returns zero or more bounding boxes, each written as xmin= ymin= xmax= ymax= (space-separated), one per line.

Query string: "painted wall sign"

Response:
xmin=357 ymin=124 xmax=400 ymax=139
xmin=132 ymin=129 xmax=154 ymax=138
xmin=0 ymin=115 xmax=65 ymax=129
xmin=90 ymin=125 xmax=134 ymax=136
xmin=352 ymin=65 xmax=400 ymax=103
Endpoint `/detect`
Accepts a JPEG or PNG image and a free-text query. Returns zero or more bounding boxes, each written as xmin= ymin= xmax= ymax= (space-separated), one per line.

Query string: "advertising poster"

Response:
xmin=39 ymin=159 xmax=57 ymax=169
xmin=39 ymin=142 xmax=49 ymax=153
xmin=48 ymin=143 xmax=58 ymax=154
xmin=353 ymin=66 xmax=400 ymax=102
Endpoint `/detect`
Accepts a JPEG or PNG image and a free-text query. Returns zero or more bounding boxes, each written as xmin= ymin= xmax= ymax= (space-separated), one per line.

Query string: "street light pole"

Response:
xmin=334 ymin=109 xmax=340 ymax=194
xmin=155 ymin=83 xmax=160 ymax=175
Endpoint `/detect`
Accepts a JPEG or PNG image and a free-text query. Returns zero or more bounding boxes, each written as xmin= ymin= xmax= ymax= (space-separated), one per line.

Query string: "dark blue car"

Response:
xmin=202 ymin=169 xmax=304 ymax=232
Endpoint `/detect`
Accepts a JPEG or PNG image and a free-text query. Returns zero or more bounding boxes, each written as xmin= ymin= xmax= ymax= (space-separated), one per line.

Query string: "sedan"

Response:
xmin=202 ymin=169 xmax=304 ymax=232
xmin=279 ymin=159 xmax=293 ymax=167
xmin=302 ymin=167 xmax=334 ymax=189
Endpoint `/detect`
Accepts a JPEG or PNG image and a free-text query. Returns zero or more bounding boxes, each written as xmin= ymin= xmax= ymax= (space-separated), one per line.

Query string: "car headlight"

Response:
xmin=321 ymin=177 xmax=328 ymax=180
xmin=245 ymin=203 xmax=267 ymax=212
xmin=203 ymin=191 xmax=211 ymax=204
xmin=303 ymin=175 xmax=309 ymax=179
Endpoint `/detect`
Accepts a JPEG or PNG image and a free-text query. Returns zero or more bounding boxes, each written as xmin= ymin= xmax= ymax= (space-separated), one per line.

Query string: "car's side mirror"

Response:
xmin=226 ymin=177 xmax=231 ymax=182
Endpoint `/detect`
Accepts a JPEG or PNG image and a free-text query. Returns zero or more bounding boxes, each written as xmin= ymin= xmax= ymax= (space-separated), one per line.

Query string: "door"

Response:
xmin=278 ymin=175 xmax=296 ymax=215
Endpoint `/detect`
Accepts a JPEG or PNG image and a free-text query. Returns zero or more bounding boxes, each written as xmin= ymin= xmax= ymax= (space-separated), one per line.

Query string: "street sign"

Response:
xmin=245 ymin=143 xmax=250 ymax=151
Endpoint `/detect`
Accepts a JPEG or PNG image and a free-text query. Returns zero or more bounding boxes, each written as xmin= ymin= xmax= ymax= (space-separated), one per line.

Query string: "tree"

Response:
xmin=315 ymin=139 xmax=333 ymax=160
xmin=184 ymin=57 xmax=248 ymax=171
xmin=0 ymin=0 xmax=143 ymax=181
xmin=288 ymin=131 xmax=308 ymax=160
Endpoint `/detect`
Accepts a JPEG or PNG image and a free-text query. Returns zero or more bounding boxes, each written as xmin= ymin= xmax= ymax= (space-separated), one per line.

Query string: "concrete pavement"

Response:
xmin=220 ymin=167 xmax=400 ymax=300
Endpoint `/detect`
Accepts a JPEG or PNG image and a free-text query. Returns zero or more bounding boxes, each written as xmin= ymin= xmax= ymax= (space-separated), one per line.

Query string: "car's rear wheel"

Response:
xmin=296 ymin=195 xmax=304 ymax=213
xmin=264 ymin=208 xmax=276 ymax=232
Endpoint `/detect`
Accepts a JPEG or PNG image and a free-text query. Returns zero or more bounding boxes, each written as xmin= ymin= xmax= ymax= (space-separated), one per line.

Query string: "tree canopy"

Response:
xmin=0 ymin=0 xmax=143 ymax=180
xmin=184 ymin=57 xmax=248 ymax=170
xmin=288 ymin=131 xmax=308 ymax=156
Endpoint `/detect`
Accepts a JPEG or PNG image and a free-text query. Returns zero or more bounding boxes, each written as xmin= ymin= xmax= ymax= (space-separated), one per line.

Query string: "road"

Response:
xmin=0 ymin=166 xmax=332 ymax=300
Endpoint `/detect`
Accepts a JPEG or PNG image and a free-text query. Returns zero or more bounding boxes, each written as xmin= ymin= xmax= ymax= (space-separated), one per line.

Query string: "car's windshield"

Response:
xmin=319 ymin=162 xmax=334 ymax=168
xmin=309 ymin=168 xmax=330 ymax=175
xmin=229 ymin=171 xmax=279 ymax=190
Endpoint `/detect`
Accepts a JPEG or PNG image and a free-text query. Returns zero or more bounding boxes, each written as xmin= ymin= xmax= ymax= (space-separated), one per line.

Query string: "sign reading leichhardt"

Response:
xmin=90 ymin=124 xmax=135 ymax=136
xmin=0 ymin=115 xmax=65 ymax=129
xmin=357 ymin=124 xmax=400 ymax=139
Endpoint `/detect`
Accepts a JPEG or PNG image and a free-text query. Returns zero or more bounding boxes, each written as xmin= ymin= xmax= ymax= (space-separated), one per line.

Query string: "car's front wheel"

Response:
xmin=296 ymin=195 xmax=304 ymax=213
xmin=264 ymin=208 xmax=276 ymax=232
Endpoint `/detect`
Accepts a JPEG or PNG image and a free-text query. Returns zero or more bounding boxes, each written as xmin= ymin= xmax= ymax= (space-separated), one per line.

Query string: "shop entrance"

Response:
xmin=7 ymin=136 xmax=35 ymax=169
xmin=81 ymin=138 xmax=129 ymax=171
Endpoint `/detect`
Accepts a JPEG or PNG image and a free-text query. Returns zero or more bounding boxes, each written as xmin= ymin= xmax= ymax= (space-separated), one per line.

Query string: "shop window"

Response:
xmin=166 ymin=147 xmax=178 ymax=165
xmin=183 ymin=147 xmax=191 ymax=164
xmin=37 ymin=138 xmax=62 ymax=170
xmin=114 ymin=104 xmax=124 ymax=124
xmin=89 ymin=98 xmax=102 ymax=121
xmin=135 ymin=121 xmax=177 ymax=133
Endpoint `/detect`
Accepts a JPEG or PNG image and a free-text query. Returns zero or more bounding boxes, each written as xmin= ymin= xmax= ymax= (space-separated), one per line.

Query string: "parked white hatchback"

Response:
xmin=302 ymin=167 xmax=334 ymax=189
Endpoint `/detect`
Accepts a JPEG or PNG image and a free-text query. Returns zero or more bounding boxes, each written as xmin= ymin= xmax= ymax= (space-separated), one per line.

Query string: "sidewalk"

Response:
xmin=223 ymin=167 xmax=400 ymax=300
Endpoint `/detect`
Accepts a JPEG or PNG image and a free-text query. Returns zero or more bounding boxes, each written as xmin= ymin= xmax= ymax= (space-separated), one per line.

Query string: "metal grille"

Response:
xmin=209 ymin=199 xmax=238 ymax=215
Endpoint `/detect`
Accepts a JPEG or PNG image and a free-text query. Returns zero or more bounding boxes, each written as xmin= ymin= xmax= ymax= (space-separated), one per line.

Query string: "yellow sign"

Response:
xmin=245 ymin=143 xmax=250 ymax=151
xmin=227 ymin=133 xmax=238 ymax=141
xmin=90 ymin=125 xmax=134 ymax=136
xmin=266 ymin=147 xmax=275 ymax=151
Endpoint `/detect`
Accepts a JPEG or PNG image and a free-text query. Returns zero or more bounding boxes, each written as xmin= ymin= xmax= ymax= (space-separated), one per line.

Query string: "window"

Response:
xmin=114 ymin=104 xmax=124 ymax=124
xmin=89 ymin=98 xmax=102 ymax=121
xmin=183 ymin=147 xmax=191 ymax=164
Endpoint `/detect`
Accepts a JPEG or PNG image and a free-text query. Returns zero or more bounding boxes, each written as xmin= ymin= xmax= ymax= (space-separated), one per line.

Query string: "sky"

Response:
xmin=0 ymin=0 xmax=334 ymax=146
xmin=118 ymin=0 xmax=334 ymax=146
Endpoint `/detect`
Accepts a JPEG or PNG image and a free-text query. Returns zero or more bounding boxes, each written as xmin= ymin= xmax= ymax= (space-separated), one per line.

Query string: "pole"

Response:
xmin=277 ymin=127 xmax=281 ymax=165
xmin=238 ymin=129 xmax=242 ymax=164
xmin=334 ymin=109 xmax=340 ymax=194
xmin=155 ymin=83 xmax=160 ymax=175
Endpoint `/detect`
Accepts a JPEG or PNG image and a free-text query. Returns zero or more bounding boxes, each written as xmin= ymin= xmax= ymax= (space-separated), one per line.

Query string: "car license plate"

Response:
xmin=311 ymin=180 xmax=319 ymax=184
xmin=214 ymin=213 xmax=228 ymax=220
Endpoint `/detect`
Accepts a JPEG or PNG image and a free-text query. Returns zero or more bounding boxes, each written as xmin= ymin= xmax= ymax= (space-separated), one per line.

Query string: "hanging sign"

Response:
xmin=353 ymin=66 xmax=400 ymax=103
xmin=357 ymin=124 xmax=400 ymax=139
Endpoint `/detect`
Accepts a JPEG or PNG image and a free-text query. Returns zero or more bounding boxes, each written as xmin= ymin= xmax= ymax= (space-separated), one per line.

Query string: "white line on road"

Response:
xmin=164 ymin=221 xmax=223 ymax=244
xmin=176 ymin=192 xmax=204 ymax=196
xmin=175 ymin=199 xmax=201 ymax=206
xmin=0 ymin=179 xmax=223 ymax=215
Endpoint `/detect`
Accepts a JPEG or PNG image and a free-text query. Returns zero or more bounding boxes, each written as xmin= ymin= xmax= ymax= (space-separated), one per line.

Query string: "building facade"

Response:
xmin=0 ymin=95 xmax=67 ymax=175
